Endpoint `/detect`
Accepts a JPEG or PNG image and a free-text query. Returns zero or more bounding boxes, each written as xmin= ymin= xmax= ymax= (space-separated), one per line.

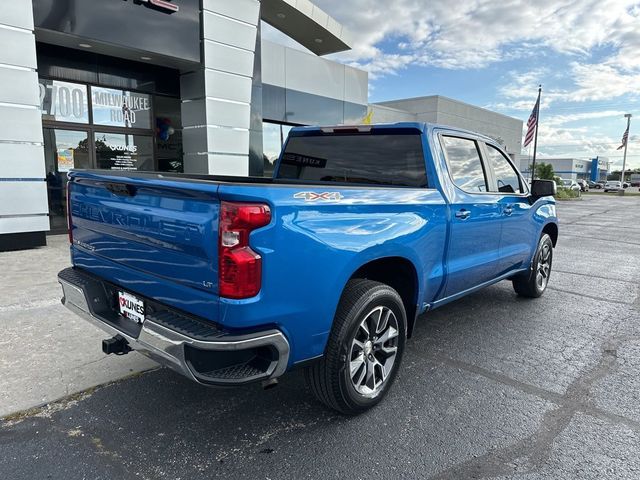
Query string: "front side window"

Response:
xmin=442 ymin=136 xmax=487 ymax=193
xmin=485 ymin=145 xmax=523 ymax=194
xmin=277 ymin=133 xmax=427 ymax=187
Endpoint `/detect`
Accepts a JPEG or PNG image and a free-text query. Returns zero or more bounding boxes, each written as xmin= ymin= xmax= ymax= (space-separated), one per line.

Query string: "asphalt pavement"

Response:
xmin=1 ymin=195 xmax=639 ymax=479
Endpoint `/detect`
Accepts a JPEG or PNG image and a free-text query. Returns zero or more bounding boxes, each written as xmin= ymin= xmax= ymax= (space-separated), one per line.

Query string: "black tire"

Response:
xmin=305 ymin=279 xmax=407 ymax=415
xmin=512 ymin=233 xmax=553 ymax=298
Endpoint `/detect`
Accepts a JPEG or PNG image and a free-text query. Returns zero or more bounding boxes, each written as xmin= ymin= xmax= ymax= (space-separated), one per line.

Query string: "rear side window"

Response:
xmin=485 ymin=145 xmax=523 ymax=194
xmin=276 ymin=134 xmax=427 ymax=187
xmin=442 ymin=136 xmax=488 ymax=193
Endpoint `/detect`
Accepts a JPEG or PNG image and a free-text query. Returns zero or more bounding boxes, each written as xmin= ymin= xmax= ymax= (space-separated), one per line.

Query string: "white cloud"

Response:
xmin=263 ymin=0 xmax=640 ymax=106
xmin=262 ymin=0 xmax=640 ymax=167
xmin=306 ymin=0 xmax=639 ymax=71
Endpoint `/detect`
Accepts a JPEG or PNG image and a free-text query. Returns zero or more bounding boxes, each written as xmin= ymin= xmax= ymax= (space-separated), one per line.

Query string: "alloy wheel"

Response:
xmin=536 ymin=243 xmax=552 ymax=290
xmin=348 ymin=306 xmax=399 ymax=397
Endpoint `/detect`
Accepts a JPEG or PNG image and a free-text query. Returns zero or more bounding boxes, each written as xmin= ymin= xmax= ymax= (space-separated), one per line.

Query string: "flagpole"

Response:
xmin=530 ymin=85 xmax=542 ymax=181
xmin=621 ymin=114 xmax=631 ymax=186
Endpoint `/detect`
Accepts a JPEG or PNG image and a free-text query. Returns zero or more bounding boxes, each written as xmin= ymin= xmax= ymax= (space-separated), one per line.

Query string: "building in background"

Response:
xmin=0 ymin=0 xmax=365 ymax=250
xmin=518 ymin=156 xmax=611 ymax=181
xmin=0 ymin=0 xmax=521 ymax=251
xmin=370 ymin=96 xmax=523 ymax=157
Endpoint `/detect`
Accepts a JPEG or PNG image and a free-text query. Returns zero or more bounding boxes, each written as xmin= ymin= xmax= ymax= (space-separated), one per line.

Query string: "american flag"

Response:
xmin=524 ymin=95 xmax=540 ymax=147
xmin=617 ymin=124 xmax=629 ymax=150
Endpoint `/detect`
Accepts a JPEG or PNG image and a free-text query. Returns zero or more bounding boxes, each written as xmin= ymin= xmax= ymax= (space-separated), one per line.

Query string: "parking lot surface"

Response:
xmin=1 ymin=195 xmax=639 ymax=479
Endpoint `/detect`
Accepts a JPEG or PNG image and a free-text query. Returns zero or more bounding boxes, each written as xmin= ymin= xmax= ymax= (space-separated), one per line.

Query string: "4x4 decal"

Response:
xmin=293 ymin=192 xmax=343 ymax=201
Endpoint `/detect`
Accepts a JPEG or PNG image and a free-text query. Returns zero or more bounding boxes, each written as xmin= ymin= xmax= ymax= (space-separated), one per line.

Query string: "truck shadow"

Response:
xmin=6 ymin=281 xmax=561 ymax=478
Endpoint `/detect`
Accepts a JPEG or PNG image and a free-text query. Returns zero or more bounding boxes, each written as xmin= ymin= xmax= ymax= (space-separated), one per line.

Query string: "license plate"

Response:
xmin=118 ymin=291 xmax=145 ymax=324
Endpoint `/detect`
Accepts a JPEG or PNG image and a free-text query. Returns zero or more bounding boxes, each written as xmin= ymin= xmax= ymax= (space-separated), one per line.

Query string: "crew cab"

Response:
xmin=58 ymin=123 xmax=558 ymax=414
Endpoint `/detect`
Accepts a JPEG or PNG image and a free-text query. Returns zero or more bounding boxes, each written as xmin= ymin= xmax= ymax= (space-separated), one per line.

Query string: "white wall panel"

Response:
xmin=181 ymin=99 xmax=251 ymax=131
xmin=0 ymin=68 xmax=39 ymax=106
xmin=183 ymin=127 xmax=250 ymax=155
xmin=0 ymin=0 xmax=34 ymax=30
xmin=0 ymin=182 xmax=48 ymax=216
xmin=203 ymin=41 xmax=255 ymax=78
xmin=0 ymin=106 xmax=43 ymax=143
xmin=0 ymin=215 xmax=49 ymax=235
xmin=344 ymin=66 xmax=368 ymax=105
xmin=204 ymin=70 xmax=253 ymax=104
xmin=205 ymin=99 xmax=251 ymax=129
xmin=203 ymin=0 xmax=260 ymax=25
xmin=261 ymin=41 xmax=286 ymax=88
xmin=0 ymin=4 xmax=48 ymax=239
xmin=203 ymin=11 xmax=257 ymax=51
xmin=207 ymin=154 xmax=250 ymax=176
xmin=0 ymin=28 xmax=37 ymax=69
xmin=285 ymin=47 xmax=344 ymax=100
xmin=294 ymin=0 xmax=314 ymax=17
xmin=0 ymin=143 xmax=45 ymax=178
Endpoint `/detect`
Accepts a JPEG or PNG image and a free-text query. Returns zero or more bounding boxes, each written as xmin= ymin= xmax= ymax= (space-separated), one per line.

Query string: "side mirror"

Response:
xmin=531 ymin=179 xmax=557 ymax=198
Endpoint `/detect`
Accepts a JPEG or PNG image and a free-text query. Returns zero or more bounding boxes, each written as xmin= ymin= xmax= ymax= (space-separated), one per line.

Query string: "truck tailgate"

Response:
xmin=68 ymin=171 xmax=220 ymax=296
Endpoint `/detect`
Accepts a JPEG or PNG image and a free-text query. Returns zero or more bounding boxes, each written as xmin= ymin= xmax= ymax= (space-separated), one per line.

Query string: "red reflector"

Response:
xmin=219 ymin=247 xmax=262 ymax=299
xmin=218 ymin=202 xmax=271 ymax=299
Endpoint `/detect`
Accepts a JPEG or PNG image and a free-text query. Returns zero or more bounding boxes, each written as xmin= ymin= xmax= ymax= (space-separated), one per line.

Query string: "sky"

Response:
xmin=262 ymin=0 xmax=640 ymax=170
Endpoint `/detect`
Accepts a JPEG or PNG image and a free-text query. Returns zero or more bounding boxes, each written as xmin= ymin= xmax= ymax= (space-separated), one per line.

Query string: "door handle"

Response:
xmin=503 ymin=205 xmax=513 ymax=216
xmin=455 ymin=209 xmax=471 ymax=220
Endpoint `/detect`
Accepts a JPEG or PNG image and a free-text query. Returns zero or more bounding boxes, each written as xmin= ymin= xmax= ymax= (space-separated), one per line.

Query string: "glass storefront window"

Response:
xmin=43 ymin=129 xmax=90 ymax=233
xmin=92 ymin=86 xmax=152 ymax=129
xmin=263 ymin=121 xmax=292 ymax=177
xmin=94 ymin=133 xmax=154 ymax=171
xmin=155 ymin=96 xmax=183 ymax=172
xmin=39 ymin=80 xmax=89 ymax=124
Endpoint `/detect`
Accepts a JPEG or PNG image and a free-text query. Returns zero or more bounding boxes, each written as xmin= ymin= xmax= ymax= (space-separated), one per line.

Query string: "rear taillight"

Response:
xmin=218 ymin=201 xmax=271 ymax=299
xmin=66 ymin=181 xmax=73 ymax=244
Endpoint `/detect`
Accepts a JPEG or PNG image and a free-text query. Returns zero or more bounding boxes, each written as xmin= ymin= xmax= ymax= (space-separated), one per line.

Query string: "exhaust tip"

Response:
xmin=261 ymin=378 xmax=279 ymax=390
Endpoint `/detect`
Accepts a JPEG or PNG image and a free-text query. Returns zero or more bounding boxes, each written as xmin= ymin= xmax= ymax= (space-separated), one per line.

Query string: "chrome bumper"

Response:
xmin=58 ymin=268 xmax=290 ymax=386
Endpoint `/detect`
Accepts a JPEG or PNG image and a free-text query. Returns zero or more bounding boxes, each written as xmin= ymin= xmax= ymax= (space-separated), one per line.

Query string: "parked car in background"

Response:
xmin=604 ymin=181 xmax=623 ymax=192
xmin=588 ymin=181 xmax=599 ymax=189
xmin=577 ymin=179 xmax=589 ymax=192
xmin=631 ymin=180 xmax=640 ymax=187
xmin=57 ymin=122 xmax=559 ymax=414
xmin=592 ymin=181 xmax=605 ymax=189
xmin=561 ymin=179 xmax=581 ymax=192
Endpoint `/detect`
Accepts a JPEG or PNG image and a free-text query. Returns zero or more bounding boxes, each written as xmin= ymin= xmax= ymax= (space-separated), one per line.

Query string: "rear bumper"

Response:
xmin=58 ymin=267 xmax=290 ymax=386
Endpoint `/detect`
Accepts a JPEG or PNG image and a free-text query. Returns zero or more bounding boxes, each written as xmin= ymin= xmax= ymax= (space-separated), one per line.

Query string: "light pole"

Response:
xmin=621 ymin=114 xmax=632 ymax=186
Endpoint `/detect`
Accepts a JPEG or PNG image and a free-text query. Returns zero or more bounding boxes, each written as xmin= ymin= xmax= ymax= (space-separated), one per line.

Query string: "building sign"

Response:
xmin=39 ymin=80 xmax=89 ymax=124
xmin=125 ymin=0 xmax=179 ymax=13
xmin=92 ymin=87 xmax=152 ymax=129
xmin=33 ymin=0 xmax=201 ymax=64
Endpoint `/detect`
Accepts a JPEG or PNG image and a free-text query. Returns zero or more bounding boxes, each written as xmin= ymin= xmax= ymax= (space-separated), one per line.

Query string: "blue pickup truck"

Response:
xmin=58 ymin=122 xmax=557 ymax=414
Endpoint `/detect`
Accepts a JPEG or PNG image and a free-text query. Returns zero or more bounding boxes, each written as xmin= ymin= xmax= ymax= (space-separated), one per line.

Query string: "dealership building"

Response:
xmin=518 ymin=156 xmax=611 ymax=182
xmin=0 ymin=0 xmax=522 ymax=251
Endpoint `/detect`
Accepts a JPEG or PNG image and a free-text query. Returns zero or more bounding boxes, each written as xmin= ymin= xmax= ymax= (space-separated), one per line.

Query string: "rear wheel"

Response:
xmin=305 ymin=279 xmax=406 ymax=415
xmin=512 ymin=233 xmax=553 ymax=298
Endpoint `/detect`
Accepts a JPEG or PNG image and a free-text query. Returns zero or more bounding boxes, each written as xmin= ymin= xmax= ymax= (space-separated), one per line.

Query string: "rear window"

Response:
xmin=276 ymin=133 xmax=427 ymax=187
